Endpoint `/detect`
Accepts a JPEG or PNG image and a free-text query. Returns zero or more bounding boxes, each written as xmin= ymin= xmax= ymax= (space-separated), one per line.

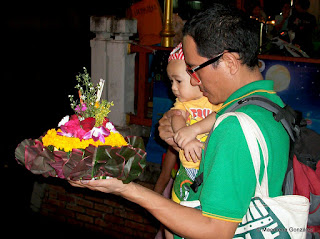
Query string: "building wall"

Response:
xmin=37 ymin=180 xmax=159 ymax=239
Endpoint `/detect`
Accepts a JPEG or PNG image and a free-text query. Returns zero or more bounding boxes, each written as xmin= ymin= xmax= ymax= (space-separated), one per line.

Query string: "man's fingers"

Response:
xmin=165 ymin=137 xmax=179 ymax=148
xmin=69 ymin=180 xmax=96 ymax=190
xmin=158 ymin=109 xmax=182 ymax=147
xmin=158 ymin=110 xmax=181 ymax=127
xmin=159 ymin=126 xmax=174 ymax=141
xmin=69 ymin=180 xmax=85 ymax=188
xmin=166 ymin=109 xmax=182 ymax=118
xmin=69 ymin=177 xmax=122 ymax=194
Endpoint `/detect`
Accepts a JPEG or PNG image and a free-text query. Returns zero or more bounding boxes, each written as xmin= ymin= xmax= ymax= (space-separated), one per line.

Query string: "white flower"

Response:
xmin=105 ymin=122 xmax=114 ymax=130
xmin=58 ymin=115 xmax=70 ymax=127
xmin=105 ymin=122 xmax=118 ymax=133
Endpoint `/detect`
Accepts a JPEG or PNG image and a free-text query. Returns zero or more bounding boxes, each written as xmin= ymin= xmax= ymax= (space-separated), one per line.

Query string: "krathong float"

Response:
xmin=15 ymin=68 xmax=146 ymax=183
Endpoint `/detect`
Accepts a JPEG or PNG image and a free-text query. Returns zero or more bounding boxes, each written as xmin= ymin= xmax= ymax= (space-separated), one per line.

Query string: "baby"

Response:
xmin=167 ymin=43 xmax=222 ymax=203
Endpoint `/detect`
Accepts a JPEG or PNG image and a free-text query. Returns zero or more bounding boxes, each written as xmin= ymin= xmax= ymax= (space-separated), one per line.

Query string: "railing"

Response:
xmin=128 ymin=44 xmax=173 ymax=127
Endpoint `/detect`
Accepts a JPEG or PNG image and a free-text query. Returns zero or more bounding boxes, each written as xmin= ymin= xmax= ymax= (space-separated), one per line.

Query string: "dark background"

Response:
xmin=3 ymin=2 xmax=133 ymax=238
xmin=4 ymin=2 xmax=131 ymax=150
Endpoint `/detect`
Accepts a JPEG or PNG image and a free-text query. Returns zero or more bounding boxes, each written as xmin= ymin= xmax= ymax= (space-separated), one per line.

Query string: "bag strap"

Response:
xmin=224 ymin=95 xmax=299 ymax=142
xmin=214 ymin=112 xmax=269 ymax=197
xmin=191 ymin=112 xmax=270 ymax=195
xmin=190 ymin=95 xmax=294 ymax=193
xmin=190 ymin=173 xmax=203 ymax=192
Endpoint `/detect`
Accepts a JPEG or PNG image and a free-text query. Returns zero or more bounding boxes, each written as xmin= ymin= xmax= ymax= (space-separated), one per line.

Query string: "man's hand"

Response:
xmin=158 ymin=109 xmax=184 ymax=150
xmin=69 ymin=178 xmax=127 ymax=196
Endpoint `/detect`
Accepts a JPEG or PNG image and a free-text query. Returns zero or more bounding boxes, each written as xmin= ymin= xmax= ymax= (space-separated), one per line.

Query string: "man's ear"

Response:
xmin=223 ymin=52 xmax=240 ymax=75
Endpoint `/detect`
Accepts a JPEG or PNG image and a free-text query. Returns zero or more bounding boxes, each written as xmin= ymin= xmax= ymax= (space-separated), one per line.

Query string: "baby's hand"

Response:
xmin=183 ymin=139 xmax=203 ymax=163
xmin=174 ymin=126 xmax=198 ymax=148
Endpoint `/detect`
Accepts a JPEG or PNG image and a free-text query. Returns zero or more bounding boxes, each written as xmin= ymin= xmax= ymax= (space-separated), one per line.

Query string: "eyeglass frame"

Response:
xmin=186 ymin=50 xmax=235 ymax=83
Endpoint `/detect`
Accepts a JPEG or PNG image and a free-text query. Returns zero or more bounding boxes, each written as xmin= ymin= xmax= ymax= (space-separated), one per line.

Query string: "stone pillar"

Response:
xmin=90 ymin=16 xmax=137 ymax=127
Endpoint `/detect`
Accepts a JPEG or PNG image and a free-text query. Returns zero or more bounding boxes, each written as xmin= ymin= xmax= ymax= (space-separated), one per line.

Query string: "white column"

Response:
xmin=90 ymin=16 xmax=137 ymax=127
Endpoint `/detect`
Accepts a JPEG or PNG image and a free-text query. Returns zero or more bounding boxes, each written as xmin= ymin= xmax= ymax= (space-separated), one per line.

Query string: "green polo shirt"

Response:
xmin=186 ymin=80 xmax=289 ymax=223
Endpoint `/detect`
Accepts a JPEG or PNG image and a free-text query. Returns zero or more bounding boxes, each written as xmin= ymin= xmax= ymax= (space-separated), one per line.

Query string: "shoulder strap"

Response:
xmin=190 ymin=95 xmax=300 ymax=193
xmin=224 ymin=95 xmax=299 ymax=142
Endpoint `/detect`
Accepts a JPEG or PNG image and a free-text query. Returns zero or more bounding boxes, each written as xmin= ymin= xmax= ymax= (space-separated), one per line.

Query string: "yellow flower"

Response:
xmin=42 ymin=128 xmax=127 ymax=152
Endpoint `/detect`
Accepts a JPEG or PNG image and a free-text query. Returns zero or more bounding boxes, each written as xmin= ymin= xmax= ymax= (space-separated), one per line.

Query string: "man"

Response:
xmin=288 ymin=0 xmax=316 ymax=56
xmin=71 ymin=4 xmax=289 ymax=238
xmin=275 ymin=2 xmax=291 ymax=33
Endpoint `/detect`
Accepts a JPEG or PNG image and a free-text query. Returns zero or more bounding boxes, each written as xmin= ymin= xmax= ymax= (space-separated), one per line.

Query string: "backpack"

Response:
xmin=191 ymin=95 xmax=320 ymax=238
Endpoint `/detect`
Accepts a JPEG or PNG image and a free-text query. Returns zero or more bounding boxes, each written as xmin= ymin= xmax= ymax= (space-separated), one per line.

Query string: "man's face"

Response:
xmin=182 ymin=35 xmax=233 ymax=105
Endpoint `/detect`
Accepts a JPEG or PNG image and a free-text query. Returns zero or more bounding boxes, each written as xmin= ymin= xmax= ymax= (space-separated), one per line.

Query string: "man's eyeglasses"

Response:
xmin=186 ymin=52 xmax=225 ymax=83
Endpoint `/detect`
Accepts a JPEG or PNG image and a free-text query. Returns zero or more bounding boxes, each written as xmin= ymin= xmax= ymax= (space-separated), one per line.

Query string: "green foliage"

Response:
xmin=68 ymin=67 xmax=113 ymax=126
xmin=94 ymin=100 xmax=114 ymax=127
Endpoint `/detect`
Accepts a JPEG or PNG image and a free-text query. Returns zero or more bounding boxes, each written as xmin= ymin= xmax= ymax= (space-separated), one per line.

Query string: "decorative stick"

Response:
xmin=96 ymin=79 xmax=105 ymax=102
xmin=78 ymin=90 xmax=84 ymax=104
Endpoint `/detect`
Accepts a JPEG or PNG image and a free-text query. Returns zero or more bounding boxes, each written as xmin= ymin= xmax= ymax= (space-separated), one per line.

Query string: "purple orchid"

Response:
xmin=83 ymin=126 xmax=110 ymax=143
xmin=57 ymin=129 xmax=73 ymax=138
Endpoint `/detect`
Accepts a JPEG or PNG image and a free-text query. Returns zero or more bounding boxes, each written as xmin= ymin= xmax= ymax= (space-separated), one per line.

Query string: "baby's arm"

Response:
xmin=171 ymin=110 xmax=188 ymax=133
xmin=174 ymin=112 xmax=217 ymax=148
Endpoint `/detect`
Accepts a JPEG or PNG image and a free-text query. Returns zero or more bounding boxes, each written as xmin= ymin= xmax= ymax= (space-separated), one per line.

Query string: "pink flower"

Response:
xmin=58 ymin=115 xmax=87 ymax=139
xmin=75 ymin=103 xmax=87 ymax=114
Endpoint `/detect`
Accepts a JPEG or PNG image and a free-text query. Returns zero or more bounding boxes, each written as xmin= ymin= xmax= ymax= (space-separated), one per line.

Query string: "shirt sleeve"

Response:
xmin=199 ymin=116 xmax=261 ymax=222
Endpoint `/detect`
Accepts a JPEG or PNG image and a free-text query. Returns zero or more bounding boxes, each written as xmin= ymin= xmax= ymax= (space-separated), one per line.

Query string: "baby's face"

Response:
xmin=167 ymin=60 xmax=203 ymax=102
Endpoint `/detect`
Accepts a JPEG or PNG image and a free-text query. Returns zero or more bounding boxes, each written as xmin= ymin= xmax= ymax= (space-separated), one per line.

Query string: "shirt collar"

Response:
xmin=217 ymin=80 xmax=276 ymax=115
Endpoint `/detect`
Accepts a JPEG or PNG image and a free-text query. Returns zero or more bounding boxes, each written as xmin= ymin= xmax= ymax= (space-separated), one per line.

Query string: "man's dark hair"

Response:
xmin=183 ymin=3 xmax=260 ymax=68
xmin=296 ymin=0 xmax=310 ymax=10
